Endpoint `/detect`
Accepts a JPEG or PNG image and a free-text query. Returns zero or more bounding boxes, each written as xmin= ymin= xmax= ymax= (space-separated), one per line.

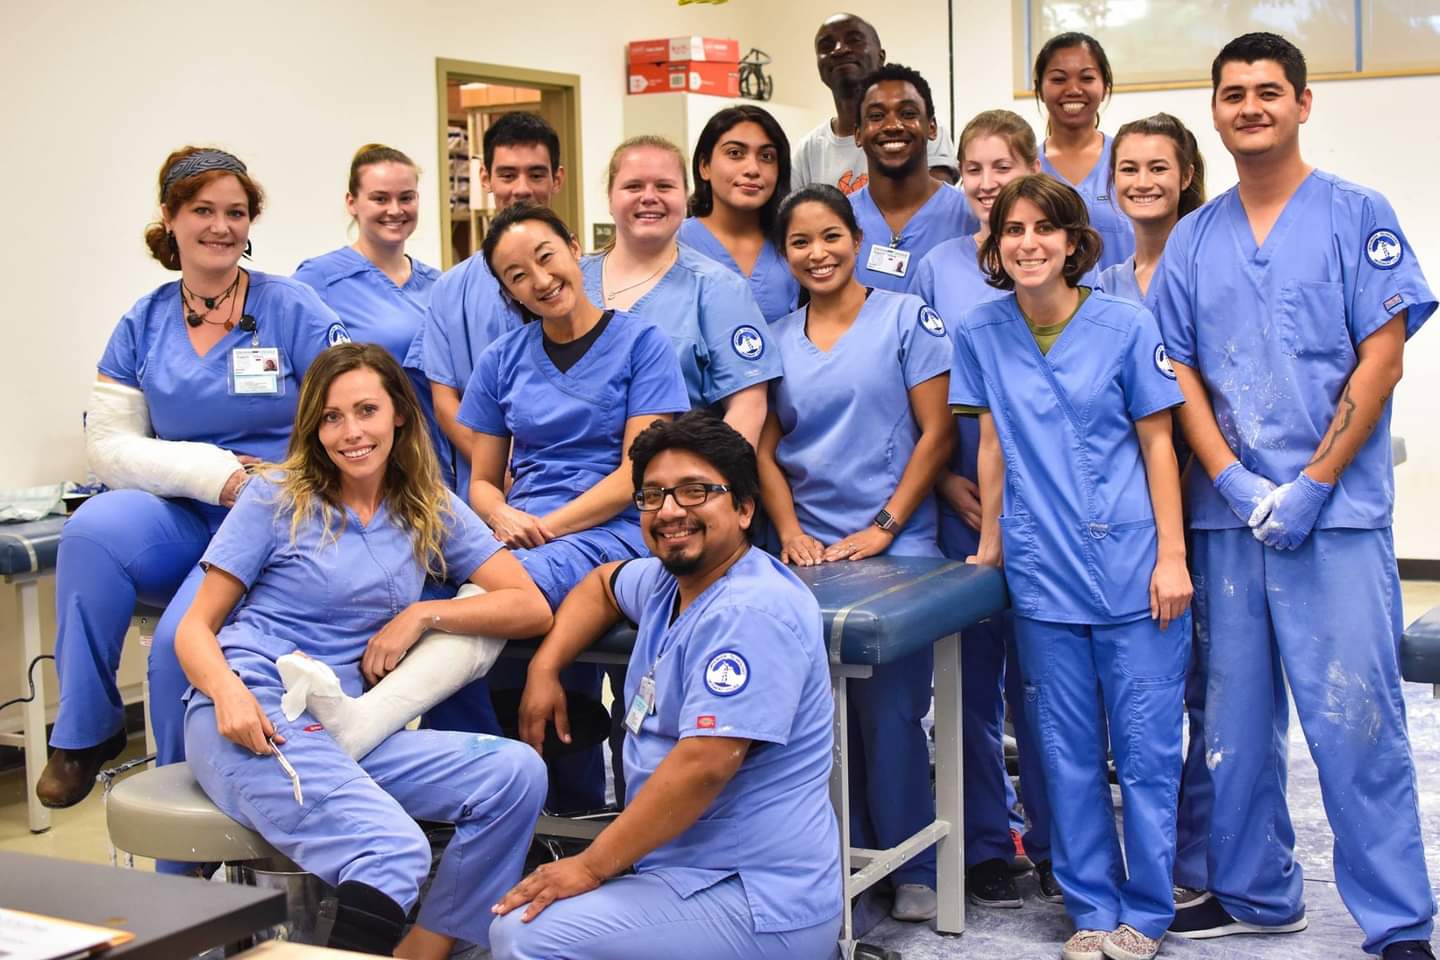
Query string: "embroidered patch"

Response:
xmin=327 ymin=322 xmax=352 ymax=345
xmin=1154 ymin=344 xmax=1177 ymax=380
xmin=703 ymin=650 xmax=750 ymax=697
xmin=1365 ymin=229 xmax=1403 ymax=270
xmin=697 ymin=716 xmax=717 ymax=729
xmin=918 ymin=305 xmax=946 ymax=338
xmin=1384 ymin=293 xmax=1406 ymax=312
xmin=731 ymin=324 xmax=765 ymax=360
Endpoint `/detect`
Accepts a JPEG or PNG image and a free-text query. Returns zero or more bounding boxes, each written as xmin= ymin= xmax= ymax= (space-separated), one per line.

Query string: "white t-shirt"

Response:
xmin=791 ymin=119 xmax=960 ymax=195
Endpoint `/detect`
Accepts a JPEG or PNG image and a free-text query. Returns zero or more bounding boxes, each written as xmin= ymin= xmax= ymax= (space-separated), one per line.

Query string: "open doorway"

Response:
xmin=435 ymin=59 xmax=583 ymax=269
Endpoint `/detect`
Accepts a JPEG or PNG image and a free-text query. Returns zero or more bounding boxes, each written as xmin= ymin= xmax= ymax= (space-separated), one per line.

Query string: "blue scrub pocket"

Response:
xmin=1274 ymin=280 xmax=1353 ymax=363
xmin=1089 ymin=518 xmax=1157 ymax=621
xmin=998 ymin=515 xmax=1040 ymax=613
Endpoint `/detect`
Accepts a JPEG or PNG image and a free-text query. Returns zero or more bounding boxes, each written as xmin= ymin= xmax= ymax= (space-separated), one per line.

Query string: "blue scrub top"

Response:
xmin=1151 ymin=170 xmax=1435 ymax=531
xmin=770 ymin=289 xmax=950 ymax=556
xmin=677 ymin=218 xmax=800 ymax=324
xmin=200 ymin=474 xmax=501 ymax=686
xmin=581 ymin=245 xmax=781 ymax=410
xmin=1097 ymin=254 xmax=1145 ymax=305
xmin=949 ymin=291 xmax=1183 ymax=624
xmin=612 ymin=549 xmax=841 ymax=933
xmin=848 ymin=184 xmax=974 ymax=292
xmin=292 ymin=247 xmax=453 ymax=487
xmin=1041 ymin=134 xmax=1135 ymax=275
xmin=913 ymin=234 xmax=1008 ymax=553
xmin=456 ymin=312 xmax=689 ymax=521
xmin=98 ymin=270 xmax=345 ymax=464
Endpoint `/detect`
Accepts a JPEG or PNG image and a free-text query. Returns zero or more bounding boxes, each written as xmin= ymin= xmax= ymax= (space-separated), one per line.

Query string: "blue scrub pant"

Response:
xmin=50 ymin=491 xmax=221 ymax=750
xmin=490 ymin=873 xmax=842 ymax=960
xmin=1016 ymin=613 xmax=1188 ymax=940
xmin=1191 ymin=528 xmax=1434 ymax=953
xmin=941 ymin=511 xmax=1051 ymax=867
xmin=1171 ymin=621 xmax=1211 ymax=891
xmin=426 ymin=528 xmax=636 ymax=813
xmin=186 ymin=676 xmax=547 ymax=949
xmin=848 ymin=644 xmax=936 ymax=886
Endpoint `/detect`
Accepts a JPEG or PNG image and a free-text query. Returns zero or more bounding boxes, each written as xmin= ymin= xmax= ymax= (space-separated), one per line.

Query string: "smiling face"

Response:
xmin=1040 ymin=44 xmax=1107 ymax=132
xmin=962 ymin=134 xmax=1037 ymax=231
xmin=490 ymin=218 xmax=585 ymax=320
xmin=318 ymin=366 xmax=403 ymax=495
xmin=609 ymin=145 xmax=686 ymax=246
xmin=163 ymin=174 xmax=251 ymax=274
xmin=640 ymin=448 xmax=751 ymax=577
xmin=700 ymin=121 xmax=780 ymax=215
xmin=483 ymin=142 xmax=564 ymax=211
xmin=782 ymin=200 xmax=860 ymax=296
xmin=1113 ymin=133 xmax=1190 ymax=226
xmin=346 ymin=161 xmax=418 ymax=251
xmin=998 ymin=196 xmax=1076 ymax=294
xmin=1212 ymin=58 xmax=1310 ymax=159
xmin=857 ymin=79 xmax=936 ymax=180
xmin=814 ymin=15 xmax=883 ymax=97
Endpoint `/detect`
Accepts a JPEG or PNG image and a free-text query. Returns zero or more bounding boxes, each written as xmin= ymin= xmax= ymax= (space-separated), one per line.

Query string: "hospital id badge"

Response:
xmin=230 ymin=347 xmax=283 ymax=396
xmin=624 ymin=675 xmax=657 ymax=734
xmin=866 ymin=243 xmax=910 ymax=278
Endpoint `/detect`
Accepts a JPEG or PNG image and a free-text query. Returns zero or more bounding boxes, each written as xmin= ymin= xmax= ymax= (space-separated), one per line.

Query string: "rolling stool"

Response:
xmin=107 ymin=763 xmax=330 ymax=945
xmin=1402 ymin=604 xmax=1440 ymax=697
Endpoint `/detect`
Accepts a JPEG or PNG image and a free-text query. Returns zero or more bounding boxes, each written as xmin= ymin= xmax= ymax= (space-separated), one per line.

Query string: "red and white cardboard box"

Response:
xmin=627 ymin=36 xmax=740 ymax=64
xmin=628 ymin=61 xmax=740 ymax=98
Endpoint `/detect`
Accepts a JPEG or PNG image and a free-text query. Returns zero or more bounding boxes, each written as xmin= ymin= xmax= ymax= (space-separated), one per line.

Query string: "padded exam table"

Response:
xmin=519 ymin=555 xmax=1009 ymax=955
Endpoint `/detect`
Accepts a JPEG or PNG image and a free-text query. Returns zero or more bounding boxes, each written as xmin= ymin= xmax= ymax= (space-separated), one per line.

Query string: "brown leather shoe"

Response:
xmin=36 ymin=728 xmax=129 ymax=808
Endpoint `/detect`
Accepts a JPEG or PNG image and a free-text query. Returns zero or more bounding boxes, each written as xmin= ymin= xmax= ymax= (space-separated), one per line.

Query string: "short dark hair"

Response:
xmin=853 ymin=62 xmax=935 ymax=129
xmin=772 ymin=184 xmax=860 ymax=249
xmin=629 ymin=412 xmax=760 ymax=522
xmin=1212 ymin=32 xmax=1307 ymax=100
xmin=1033 ymin=32 xmax=1114 ymax=110
xmin=689 ymin=105 xmax=793 ymax=235
xmin=978 ymin=174 xmax=1102 ymax=290
xmin=482 ymin=112 xmax=561 ymax=172
xmin=480 ymin=203 xmax=575 ymax=276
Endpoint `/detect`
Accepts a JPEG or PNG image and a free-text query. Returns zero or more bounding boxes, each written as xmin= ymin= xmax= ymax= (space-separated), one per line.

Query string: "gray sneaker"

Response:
xmin=891 ymin=883 xmax=938 ymax=922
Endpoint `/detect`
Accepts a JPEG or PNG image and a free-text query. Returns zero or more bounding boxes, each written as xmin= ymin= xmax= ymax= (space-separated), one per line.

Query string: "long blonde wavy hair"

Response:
xmin=265 ymin=342 xmax=451 ymax=579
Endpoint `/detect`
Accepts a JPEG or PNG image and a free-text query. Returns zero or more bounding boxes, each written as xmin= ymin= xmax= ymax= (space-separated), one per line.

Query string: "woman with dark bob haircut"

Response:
xmin=680 ymin=105 xmax=800 ymax=323
xmin=956 ymin=172 xmax=1192 ymax=959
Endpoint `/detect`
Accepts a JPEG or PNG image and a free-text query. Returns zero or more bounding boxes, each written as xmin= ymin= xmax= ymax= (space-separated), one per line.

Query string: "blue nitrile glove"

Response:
xmin=1250 ymin=473 xmax=1334 ymax=550
xmin=1213 ymin=461 xmax=1278 ymax=526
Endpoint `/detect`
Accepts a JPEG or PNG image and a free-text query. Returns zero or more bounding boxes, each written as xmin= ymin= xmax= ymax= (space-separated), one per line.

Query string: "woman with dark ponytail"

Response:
xmin=37 ymin=147 xmax=345 ymax=818
xmin=1101 ymin=114 xmax=1207 ymax=302
xmin=293 ymin=144 xmax=453 ymax=486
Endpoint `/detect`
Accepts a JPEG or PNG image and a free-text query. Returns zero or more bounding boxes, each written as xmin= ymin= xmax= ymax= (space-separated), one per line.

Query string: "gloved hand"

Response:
xmin=1212 ymin=461 xmax=1277 ymax=526
xmin=1250 ymin=473 xmax=1334 ymax=550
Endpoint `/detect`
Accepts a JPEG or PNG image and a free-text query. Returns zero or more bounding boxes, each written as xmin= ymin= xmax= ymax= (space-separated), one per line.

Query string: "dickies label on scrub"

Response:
xmin=696 ymin=715 xmax=716 ymax=729
xmin=703 ymin=650 xmax=749 ymax=696
xmin=230 ymin=347 xmax=283 ymax=396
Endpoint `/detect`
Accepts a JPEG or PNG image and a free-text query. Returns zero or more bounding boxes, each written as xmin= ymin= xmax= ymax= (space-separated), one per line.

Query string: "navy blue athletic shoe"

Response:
xmin=1382 ymin=941 xmax=1437 ymax=960
xmin=1167 ymin=892 xmax=1307 ymax=939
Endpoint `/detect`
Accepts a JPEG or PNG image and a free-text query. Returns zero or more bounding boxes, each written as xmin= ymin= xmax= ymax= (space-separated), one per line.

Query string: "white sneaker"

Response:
xmin=891 ymin=883 xmax=937 ymax=922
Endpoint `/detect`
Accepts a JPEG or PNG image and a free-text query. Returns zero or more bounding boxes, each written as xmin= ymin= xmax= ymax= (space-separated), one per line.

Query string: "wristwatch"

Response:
xmin=872 ymin=509 xmax=898 ymax=532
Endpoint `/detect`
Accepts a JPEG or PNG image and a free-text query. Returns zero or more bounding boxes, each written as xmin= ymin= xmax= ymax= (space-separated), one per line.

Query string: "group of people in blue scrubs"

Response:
xmin=39 ymin=14 xmax=1435 ymax=960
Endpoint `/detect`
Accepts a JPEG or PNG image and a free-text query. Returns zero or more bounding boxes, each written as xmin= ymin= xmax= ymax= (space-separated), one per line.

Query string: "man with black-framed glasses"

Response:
xmin=494 ymin=412 xmax=842 ymax=960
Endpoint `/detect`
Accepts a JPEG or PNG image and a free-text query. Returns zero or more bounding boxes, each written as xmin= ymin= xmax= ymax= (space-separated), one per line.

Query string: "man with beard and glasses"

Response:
xmin=848 ymin=64 xmax=976 ymax=292
xmin=494 ymin=412 xmax=841 ymax=960
xmin=793 ymin=13 xmax=960 ymax=194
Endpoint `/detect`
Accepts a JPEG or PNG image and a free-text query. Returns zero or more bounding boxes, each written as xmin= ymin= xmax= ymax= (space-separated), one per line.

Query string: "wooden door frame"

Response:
xmin=435 ymin=58 xmax=583 ymax=269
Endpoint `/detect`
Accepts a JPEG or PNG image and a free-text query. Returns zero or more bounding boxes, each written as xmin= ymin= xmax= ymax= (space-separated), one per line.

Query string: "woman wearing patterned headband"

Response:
xmin=37 ymin=146 xmax=346 ymax=819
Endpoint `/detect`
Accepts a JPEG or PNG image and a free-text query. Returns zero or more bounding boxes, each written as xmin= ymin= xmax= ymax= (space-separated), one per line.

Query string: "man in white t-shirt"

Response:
xmin=792 ymin=13 xmax=959 ymax=194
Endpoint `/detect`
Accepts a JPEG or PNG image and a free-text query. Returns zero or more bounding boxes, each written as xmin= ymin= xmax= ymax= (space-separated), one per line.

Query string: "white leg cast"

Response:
xmin=277 ymin=584 xmax=506 ymax=759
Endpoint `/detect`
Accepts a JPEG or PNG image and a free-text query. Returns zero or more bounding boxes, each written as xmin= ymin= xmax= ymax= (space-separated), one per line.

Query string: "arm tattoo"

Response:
xmin=1307 ymin=383 xmax=1356 ymax=470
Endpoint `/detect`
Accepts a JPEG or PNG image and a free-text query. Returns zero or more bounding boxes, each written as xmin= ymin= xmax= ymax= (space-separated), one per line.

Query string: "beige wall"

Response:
xmin=2 ymin=0 xmax=1438 ymax=562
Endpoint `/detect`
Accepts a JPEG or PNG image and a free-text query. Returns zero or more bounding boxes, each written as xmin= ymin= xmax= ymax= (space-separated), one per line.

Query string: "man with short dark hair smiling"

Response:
xmin=492 ymin=412 xmax=842 ymax=960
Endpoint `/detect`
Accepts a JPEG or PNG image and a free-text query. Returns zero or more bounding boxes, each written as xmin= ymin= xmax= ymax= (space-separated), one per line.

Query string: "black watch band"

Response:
xmin=873 ymin=509 xmax=897 ymax=532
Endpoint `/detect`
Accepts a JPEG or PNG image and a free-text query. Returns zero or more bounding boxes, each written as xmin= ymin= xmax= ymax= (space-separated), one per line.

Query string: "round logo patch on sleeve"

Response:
xmin=1154 ymin=344 xmax=1176 ymax=380
xmin=918 ymin=305 xmax=947 ymax=338
xmin=731 ymin=325 xmax=765 ymax=360
xmin=327 ymin=322 xmax=352 ymax=346
xmin=703 ymin=651 xmax=750 ymax=696
xmin=1365 ymin=229 xmax=1403 ymax=270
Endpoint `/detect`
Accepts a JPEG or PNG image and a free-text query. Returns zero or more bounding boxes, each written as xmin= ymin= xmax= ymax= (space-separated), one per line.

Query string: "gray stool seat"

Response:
xmin=107 ymin=763 xmax=284 ymax=863
xmin=1402 ymin=604 xmax=1440 ymax=686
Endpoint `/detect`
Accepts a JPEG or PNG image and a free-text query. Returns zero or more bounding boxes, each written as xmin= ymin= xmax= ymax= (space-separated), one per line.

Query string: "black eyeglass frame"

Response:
xmin=633 ymin=482 xmax=733 ymax=512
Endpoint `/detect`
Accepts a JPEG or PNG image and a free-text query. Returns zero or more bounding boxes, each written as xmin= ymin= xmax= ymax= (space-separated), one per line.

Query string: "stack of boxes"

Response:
xmin=627 ymin=36 xmax=741 ymax=98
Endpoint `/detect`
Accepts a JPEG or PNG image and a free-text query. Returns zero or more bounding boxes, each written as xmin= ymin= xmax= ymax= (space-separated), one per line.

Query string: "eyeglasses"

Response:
xmin=633 ymin=482 xmax=732 ymax=512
